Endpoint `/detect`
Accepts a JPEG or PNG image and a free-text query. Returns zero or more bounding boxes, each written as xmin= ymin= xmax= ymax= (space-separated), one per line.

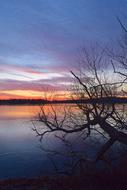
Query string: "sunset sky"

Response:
xmin=0 ymin=0 xmax=126 ymax=99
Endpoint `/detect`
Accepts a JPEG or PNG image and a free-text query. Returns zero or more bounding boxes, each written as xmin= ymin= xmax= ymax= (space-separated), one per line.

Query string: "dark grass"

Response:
xmin=0 ymin=169 xmax=127 ymax=190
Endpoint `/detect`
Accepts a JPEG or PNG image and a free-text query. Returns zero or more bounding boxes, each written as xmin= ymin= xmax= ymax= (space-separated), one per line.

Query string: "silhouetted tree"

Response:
xmin=111 ymin=18 xmax=127 ymax=83
xmin=33 ymin=46 xmax=127 ymax=174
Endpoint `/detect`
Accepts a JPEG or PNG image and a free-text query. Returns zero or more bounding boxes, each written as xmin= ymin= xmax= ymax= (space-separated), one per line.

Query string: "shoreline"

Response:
xmin=0 ymin=97 xmax=127 ymax=105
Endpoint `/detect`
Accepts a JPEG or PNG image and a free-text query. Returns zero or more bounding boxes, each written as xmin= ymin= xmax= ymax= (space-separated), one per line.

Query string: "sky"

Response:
xmin=0 ymin=0 xmax=127 ymax=99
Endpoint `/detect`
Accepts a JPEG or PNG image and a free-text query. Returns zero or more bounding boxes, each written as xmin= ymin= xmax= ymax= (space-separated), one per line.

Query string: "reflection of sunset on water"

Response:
xmin=0 ymin=104 xmax=75 ymax=119
xmin=0 ymin=106 xmax=40 ymax=119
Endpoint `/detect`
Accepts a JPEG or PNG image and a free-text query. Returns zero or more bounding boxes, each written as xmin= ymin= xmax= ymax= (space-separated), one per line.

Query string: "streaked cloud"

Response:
xmin=0 ymin=0 xmax=126 ymax=99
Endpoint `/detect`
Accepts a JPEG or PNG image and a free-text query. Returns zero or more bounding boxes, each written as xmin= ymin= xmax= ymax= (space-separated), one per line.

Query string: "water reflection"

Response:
xmin=0 ymin=105 xmax=40 ymax=119
xmin=0 ymin=105 xmax=53 ymax=179
xmin=0 ymin=104 xmax=127 ymax=178
xmin=33 ymin=103 xmax=127 ymax=175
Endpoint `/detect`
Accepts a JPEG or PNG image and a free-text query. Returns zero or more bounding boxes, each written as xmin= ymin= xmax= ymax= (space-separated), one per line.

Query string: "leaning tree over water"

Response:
xmin=32 ymin=45 xmax=127 ymax=174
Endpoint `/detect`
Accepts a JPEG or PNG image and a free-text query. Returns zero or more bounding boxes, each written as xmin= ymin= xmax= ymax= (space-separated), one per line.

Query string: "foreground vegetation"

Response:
xmin=1 ymin=169 xmax=127 ymax=190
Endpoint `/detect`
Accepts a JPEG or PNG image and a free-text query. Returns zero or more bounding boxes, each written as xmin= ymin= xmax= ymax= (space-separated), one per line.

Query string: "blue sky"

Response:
xmin=0 ymin=0 xmax=126 ymax=99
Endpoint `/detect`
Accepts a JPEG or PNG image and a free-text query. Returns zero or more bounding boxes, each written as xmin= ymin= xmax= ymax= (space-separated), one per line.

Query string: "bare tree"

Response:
xmin=33 ymin=47 xmax=127 ymax=174
xmin=111 ymin=18 xmax=127 ymax=83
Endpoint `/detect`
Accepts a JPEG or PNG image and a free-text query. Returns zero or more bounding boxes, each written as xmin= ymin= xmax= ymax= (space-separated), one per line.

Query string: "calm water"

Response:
xmin=0 ymin=104 xmax=125 ymax=179
xmin=0 ymin=105 xmax=58 ymax=179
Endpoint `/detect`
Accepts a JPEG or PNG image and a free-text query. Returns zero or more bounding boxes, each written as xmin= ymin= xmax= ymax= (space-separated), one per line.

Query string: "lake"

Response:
xmin=0 ymin=105 xmax=59 ymax=179
xmin=0 ymin=104 xmax=126 ymax=179
xmin=0 ymin=104 xmax=99 ymax=179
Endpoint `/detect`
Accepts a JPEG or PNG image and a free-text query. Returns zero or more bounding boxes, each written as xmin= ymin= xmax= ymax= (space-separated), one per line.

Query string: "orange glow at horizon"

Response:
xmin=0 ymin=90 xmax=71 ymax=100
